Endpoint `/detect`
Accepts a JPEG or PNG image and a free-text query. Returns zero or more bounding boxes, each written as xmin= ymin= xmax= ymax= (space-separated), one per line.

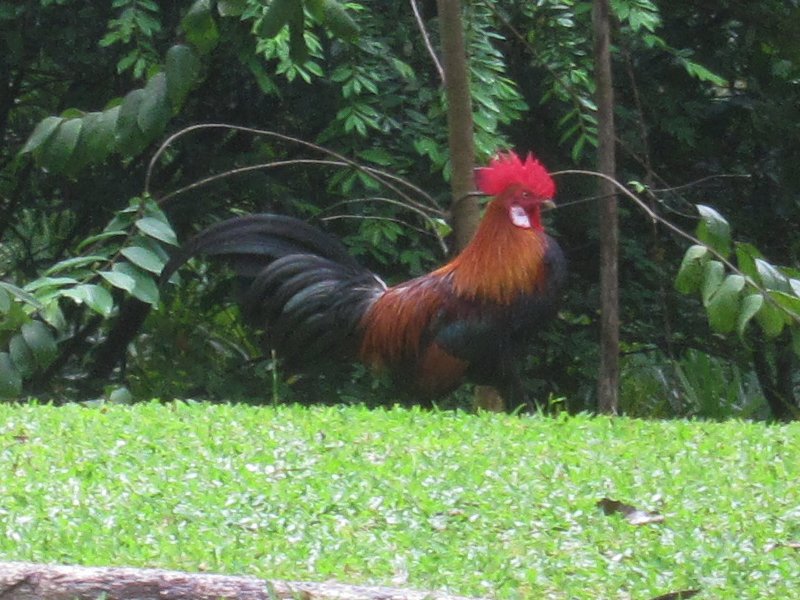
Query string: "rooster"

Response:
xmin=161 ymin=151 xmax=566 ymax=406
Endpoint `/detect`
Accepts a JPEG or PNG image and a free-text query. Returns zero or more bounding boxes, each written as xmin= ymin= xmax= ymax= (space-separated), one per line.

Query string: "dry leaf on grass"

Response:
xmin=766 ymin=541 xmax=800 ymax=552
xmin=648 ymin=589 xmax=701 ymax=600
xmin=596 ymin=497 xmax=665 ymax=526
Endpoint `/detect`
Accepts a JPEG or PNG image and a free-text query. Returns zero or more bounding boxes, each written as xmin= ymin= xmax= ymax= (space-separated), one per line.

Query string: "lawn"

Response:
xmin=0 ymin=402 xmax=798 ymax=599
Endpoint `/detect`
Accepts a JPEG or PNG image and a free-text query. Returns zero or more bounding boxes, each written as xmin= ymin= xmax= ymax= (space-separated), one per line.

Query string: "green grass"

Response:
xmin=1 ymin=402 xmax=799 ymax=599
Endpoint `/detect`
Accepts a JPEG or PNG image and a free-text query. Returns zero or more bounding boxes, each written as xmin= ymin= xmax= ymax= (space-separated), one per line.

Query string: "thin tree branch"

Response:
xmin=648 ymin=173 xmax=751 ymax=194
xmin=317 ymin=196 xmax=447 ymax=255
xmin=144 ymin=124 xmax=441 ymax=211
xmin=320 ymin=214 xmax=436 ymax=241
xmin=152 ymin=159 xmax=447 ymax=254
xmin=154 ymin=158 xmax=441 ymax=217
xmin=410 ymin=0 xmax=445 ymax=83
xmin=555 ymin=169 xmax=800 ymax=327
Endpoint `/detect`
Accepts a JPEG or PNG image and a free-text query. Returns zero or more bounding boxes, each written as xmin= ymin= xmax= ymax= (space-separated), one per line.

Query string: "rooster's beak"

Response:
xmin=541 ymin=199 xmax=556 ymax=211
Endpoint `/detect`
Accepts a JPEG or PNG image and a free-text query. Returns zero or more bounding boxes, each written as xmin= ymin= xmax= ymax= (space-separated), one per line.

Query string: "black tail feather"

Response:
xmin=163 ymin=214 xmax=384 ymax=367
xmin=161 ymin=214 xmax=361 ymax=283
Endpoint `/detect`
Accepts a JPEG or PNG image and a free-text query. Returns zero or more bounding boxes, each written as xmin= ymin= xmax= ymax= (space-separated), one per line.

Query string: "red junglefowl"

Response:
xmin=161 ymin=151 xmax=566 ymax=407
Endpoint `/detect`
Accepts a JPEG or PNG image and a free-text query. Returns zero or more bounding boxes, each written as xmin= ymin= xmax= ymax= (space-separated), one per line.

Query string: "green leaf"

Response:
xmin=121 ymin=246 xmax=166 ymax=274
xmin=44 ymin=255 xmax=107 ymax=276
xmin=245 ymin=55 xmax=278 ymax=94
xmin=62 ymin=284 xmax=114 ymax=317
xmin=257 ymin=0 xmax=296 ymax=38
xmin=41 ymin=302 xmax=67 ymax=331
xmin=136 ymin=235 xmax=171 ymax=264
xmin=737 ymin=294 xmax=764 ymax=337
xmin=792 ymin=328 xmax=800 ymax=359
xmin=0 ymin=352 xmax=22 ymax=398
xmin=113 ymin=262 xmax=160 ymax=305
xmin=790 ymin=278 xmax=800 ymax=297
xmin=735 ymin=242 xmax=762 ymax=282
xmin=357 ymin=148 xmax=394 ymax=166
xmin=23 ymin=277 xmax=78 ymax=292
xmin=472 ymin=87 xmax=500 ymax=113
xmin=0 ymin=281 xmax=44 ymax=309
xmin=770 ymin=290 xmax=800 ymax=322
xmin=321 ymin=0 xmax=360 ymax=40
xmin=287 ymin=1 xmax=308 ymax=63
xmin=571 ymin=134 xmax=588 ymax=162
xmin=165 ymin=44 xmax=200 ymax=110
xmin=675 ymin=244 xmax=710 ymax=294
xmin=9 ymin=334 xmax=36 ymax=378
xmin=76 ymin=229 xmax=127 ymax=252
xmin=65 ymin=112 xmax=106 ymax=173
xmin=76 ymin=106 xmax=120 ymax=166
xmin=115 ymin=88 xmax=147 ymax=156
xmin=696 ymin=204 xmax=731 ymax=259
xmin=99 ymin=270 xmax=137 ymax=293
xmin=431 ymin=218 xmax=452 ymax=239
xmin=138 ymin=73 xmax=170 ymax=138
xmin=182 ymin=0 xmax=219 ymax=54
xmin=0 ymin=287 xmax=10 ymax=313
xmin=20 ymin=116 xmax=63 ymax=155
xmin=306 ymin=0 xmax=325 ymax=20
xmin=140 ymin=194 xmax=171 ymax=222
xmin=37 ymin=118 xmax=83 ymax=174
xmin=701 ymin=260 xmax=724 ymax=306
xmin=21 ymin=321 xmax=58 ymax=370
xmin=680 ymin=58 xmax=728 ymax=86
xmin=135 ymin=217 xmax=178 ymax=246
xmin=755 ymin=298 xmax=785 ymax=338
xmin=706 ymin=274 xmax=745 ymax=334
xmin=755 ymin=258 xmax=790 ymax=292
xmin=217 ymin=0 xmax=247 ymax=16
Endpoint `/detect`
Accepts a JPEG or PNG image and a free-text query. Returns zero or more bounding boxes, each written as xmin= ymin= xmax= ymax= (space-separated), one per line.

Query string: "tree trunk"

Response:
xmin=435 ymin=0 xmax=503 ymax=411
xmin=593 ymin=0 xmax=619 ymax=414
xmin=0 ymin=561 xmax=484 ymax=600
xmin=435 ymin=0 xmax=479 ymax=252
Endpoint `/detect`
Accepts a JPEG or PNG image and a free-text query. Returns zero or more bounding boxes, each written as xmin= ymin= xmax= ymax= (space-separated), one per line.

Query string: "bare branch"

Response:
xmin=555 ymin=169 xmax=800 ymax=327
xmin=410 ymin=0 xmax=445 ymax=83
xmin=0 ymin=561 xmax=484 ymax=600
xmin=316 ymin=196 xmax=449 ymax=255
xmin=648 ymin=173 xmax=751 ymax=194
xmin=144 ymin=124 xmax=441 ymax=211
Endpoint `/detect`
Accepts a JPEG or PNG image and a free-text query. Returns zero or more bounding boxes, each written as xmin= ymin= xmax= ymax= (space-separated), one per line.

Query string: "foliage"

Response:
xmin=2 ymin=403 xmax=800 ymax=598
xmin=0 ymin=196 xmax=176 ymax=397
xmin=511 ymin=0 xmax=724 ymax=163
xmin=1 ymin=0 xmax=798 ymax=415
xmin=620 ymin=349 xmax=768 ymax=419
xmin=675 ymin=204 xmax=800 ymax=355
xmin=671 ymin=202 xmax=800 ymax=419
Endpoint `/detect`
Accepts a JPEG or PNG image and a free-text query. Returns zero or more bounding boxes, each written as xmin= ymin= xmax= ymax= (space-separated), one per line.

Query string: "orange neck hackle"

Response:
xmin=436 ymin=197 xmax=550 ymax=305
xmin=435 ymin=151 xmax=557 ymax=305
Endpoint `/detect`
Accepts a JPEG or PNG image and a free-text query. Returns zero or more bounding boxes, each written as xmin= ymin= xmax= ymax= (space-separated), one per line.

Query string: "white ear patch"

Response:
xmin=509 ymin=204 xmax=531 ymax=228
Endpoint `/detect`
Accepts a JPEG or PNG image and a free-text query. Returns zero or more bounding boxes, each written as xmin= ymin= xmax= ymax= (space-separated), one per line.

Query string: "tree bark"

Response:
xmin=435 ymin=0 xmax=504 ymax=411
xmin=593 ymin=0 xmax=619 ymax=414
xmin=0 ymin=561 xmax=485 ymax=600
xmin=435 ymin=0 xmax=479 ymax=252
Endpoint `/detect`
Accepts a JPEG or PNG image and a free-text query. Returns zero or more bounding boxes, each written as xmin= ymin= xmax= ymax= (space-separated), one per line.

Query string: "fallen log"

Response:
xmin=0 ymin=561 xmax=485 ymax=600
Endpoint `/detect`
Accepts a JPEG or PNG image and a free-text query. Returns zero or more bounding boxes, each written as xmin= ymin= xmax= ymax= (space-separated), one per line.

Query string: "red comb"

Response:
xmin=475 ymin=151 xmax=555 ymax=198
